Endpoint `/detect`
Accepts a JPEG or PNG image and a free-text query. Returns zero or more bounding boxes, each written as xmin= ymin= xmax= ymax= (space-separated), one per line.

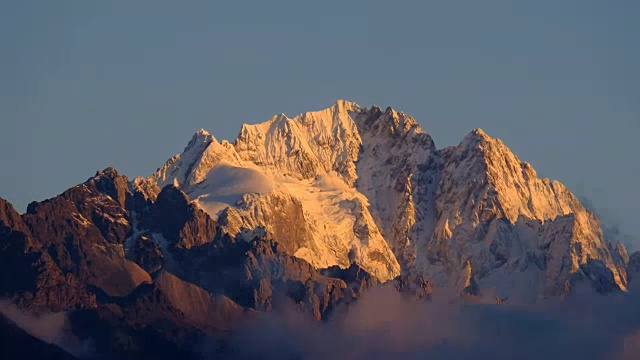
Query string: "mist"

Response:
xmin=575 ymin=188 xmax=639 ymax=251
xmin=0 ymin=300 xmax=93 ymax=358
xmin=219 ymin=284 xmax=640 ymax=360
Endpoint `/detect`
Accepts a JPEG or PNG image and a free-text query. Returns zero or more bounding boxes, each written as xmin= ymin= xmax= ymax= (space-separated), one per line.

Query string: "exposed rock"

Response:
xmin=150 ymin=185 xmax=218 ymax=249
xmin=168 ymin=235 xmax=363 ymax=321
xmin=0 ymin=198 xmax=96 ymax=312
xmin=577 ymin=259 xmax=620 ymax=294
xmin=394 ymin=274 xmax=433 ymax=301
xmin=125 ymin=234 xmax=164 ymax=274
xmin=321 ymin=263 xmax=380 ymax=298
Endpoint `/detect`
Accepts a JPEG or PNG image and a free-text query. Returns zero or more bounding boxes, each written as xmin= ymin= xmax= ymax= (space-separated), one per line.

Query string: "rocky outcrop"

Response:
xmin=166 ymin=233 xmax=372 ymax=321
xmin=0 ymin=169 xmax=159 ymax=313
xmin=321 ymin=263 xmax=380 ymax=297
xmin=125 ymin=234 xmax=164 ymax=274
xmin=149 ymin=185 xmax=218 ymax=249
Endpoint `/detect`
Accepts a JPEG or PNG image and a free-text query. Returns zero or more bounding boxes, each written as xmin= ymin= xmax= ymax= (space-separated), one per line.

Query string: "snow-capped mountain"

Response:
xmin=145 ymin=100 xmax=627 ymax=300
xmin=1 ymin=99 xmax=637 ymax=359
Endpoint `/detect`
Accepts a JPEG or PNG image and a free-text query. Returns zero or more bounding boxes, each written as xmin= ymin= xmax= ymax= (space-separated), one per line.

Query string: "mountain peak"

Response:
xmin=196 ymin=128 xmax=210 ymax=136
xmin=333 ymin=99 xmax=360 ymax=112
xmin=87 ymin=167 xmax=131 ymax=207
xmin=186 ymin=129 xmax=214 ymax=152
xmin=94 ymin=167 xmax=122 ymax=179
xmin=461 ymin=128 xmax=492 ymax=145
xmin=456 ymin=128 xmax=513 ymax=163
xmin=272 ymin=112 xmax=289 ymax=123
xmin=355 ymin=103 xmax=423 ymax=140
xmin=472 ymin=127 xmax=487 ymax=135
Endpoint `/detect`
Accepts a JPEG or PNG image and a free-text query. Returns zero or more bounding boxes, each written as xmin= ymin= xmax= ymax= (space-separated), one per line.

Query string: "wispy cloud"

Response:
xmin=0 ymin=300 xmax=93 ymax=358
xmin=221 ymin=284 xmax=640 ymax=360
xmin=575 ymin=185 xmax=639 ymax=251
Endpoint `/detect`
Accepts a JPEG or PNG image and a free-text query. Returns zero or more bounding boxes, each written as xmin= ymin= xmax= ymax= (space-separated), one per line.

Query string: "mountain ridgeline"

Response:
xmin=144 ymin=100 xmax=630 ymax=299
xmin=0 ymin=100 xmax=635 ymax=358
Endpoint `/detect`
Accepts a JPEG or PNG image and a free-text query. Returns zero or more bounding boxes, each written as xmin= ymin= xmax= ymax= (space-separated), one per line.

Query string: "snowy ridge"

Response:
xmin=352 ymin=106 xmax=438 ymax=272
xmin=149 ymin=101 xmax=400 ymax=281
xmin=147 ymin=100 xmax=628 ymax=298
xmin=234 ymin=100 xmax=362 ymax=184
xmin=421 ymin=128 xmax=627 ymax=299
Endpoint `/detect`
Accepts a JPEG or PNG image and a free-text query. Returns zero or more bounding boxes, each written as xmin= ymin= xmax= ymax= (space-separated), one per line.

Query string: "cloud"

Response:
xmin=0 ymin=300 xmax=93 ymax=358
xmin=218 ymin=284 xmax=640 ymax=360
xmin=574 ymin=186 xmax=639 ymax=251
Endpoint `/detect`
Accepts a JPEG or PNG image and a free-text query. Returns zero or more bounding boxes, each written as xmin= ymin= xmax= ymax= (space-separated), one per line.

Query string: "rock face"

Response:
xmin=155 ymin=226 xmax=368 ymax=322
xmin=418 ymin=130 xmax=627 ymax=300
xmin=148 ymin=100 xmax=628 ymax=301
xmin=0 ymin=166 xmax=376 ymax=358
xmin=0 ymin=169 xmax=148 ymax=312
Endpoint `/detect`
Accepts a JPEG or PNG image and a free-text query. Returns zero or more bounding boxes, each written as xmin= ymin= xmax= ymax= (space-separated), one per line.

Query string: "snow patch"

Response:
xmin=189 ymin=161 xmax=276 ymax=219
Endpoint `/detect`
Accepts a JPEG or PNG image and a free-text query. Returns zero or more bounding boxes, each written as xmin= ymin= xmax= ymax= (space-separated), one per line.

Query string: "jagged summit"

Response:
xmin=456 ymin=128 xmax=496 ymax=152
xmin=335 ymin=98 xmax=360 ymax=109
xmin=144 ymin=100 xmax=627 ymax=299
xmin=94 ymin=167 xmax=122 ymax=179
xmin=470 ymin=127 xmax=488 ymax=136
xmin=185 ymin=128 xmax=214 ymax=153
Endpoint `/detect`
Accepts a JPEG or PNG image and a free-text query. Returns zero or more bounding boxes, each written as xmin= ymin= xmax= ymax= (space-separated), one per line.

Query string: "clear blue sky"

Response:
xmin=1 ymin=1 xmax=639 ymax=245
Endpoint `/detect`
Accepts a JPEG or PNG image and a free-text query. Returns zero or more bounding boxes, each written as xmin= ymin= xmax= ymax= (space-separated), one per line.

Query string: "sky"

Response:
xmin=1 ymin=1 xmax=639 ymax=245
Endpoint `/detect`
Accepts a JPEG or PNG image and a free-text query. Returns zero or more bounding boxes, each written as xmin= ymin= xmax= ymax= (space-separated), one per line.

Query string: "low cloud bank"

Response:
xmin=4 ymin=284 xmax=640 ymax=359
xmin=221 ymin=284 xmax=640 ymax=360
